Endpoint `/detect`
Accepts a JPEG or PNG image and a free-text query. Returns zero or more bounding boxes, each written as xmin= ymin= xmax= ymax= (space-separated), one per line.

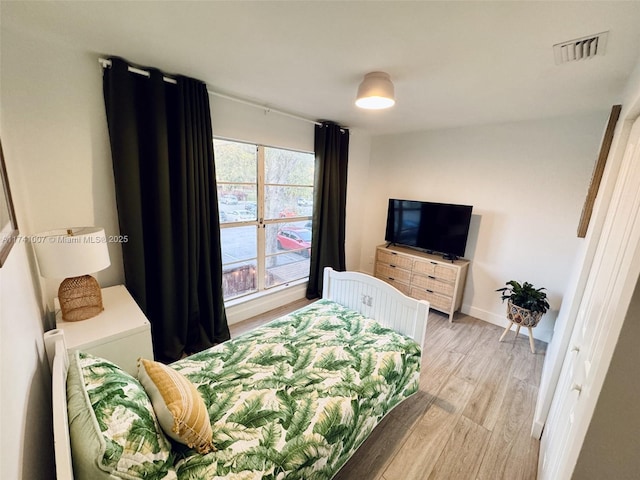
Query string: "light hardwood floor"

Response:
xmin=230 ymin=302 xmax=545 ymax=480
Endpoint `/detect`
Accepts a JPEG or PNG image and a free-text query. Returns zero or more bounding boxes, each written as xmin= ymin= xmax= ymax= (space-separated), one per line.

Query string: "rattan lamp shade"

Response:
xmin=33 ymin=227 xmax=111 ymax=321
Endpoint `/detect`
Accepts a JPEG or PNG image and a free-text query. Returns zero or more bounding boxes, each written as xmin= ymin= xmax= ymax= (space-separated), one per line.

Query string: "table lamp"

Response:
xmin=33 ymin=227 xmax=111 ymax=321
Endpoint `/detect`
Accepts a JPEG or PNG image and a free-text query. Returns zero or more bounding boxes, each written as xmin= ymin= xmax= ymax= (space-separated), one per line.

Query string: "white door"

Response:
xmin=538 ymin=116 xmax=640 ymax=479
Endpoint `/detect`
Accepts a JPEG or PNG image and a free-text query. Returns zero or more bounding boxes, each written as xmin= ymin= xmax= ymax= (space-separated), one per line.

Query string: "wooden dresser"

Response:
xmin=374 ymin=244 xmax=470 ymax=322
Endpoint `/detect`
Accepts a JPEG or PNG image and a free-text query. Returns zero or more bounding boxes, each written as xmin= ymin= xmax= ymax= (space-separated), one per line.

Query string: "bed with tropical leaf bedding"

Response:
xmin=45 ymin=268 xmax=429 ymax=480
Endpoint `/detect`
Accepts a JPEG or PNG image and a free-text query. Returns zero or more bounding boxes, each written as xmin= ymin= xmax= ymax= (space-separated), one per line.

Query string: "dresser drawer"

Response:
xmin=376 ymin=249 xmax=413 ymax=270
xmin=374 ymin=245 xmax=469 ymax=322
xmin=413 ymin=259 xmax=457 ymax=282
xmin=376 ymin=275 xmax=411 ymax=295
xmin=411 ymin=273 xmax=454 ymax=296
xmin=410 ymin=287 xmax=453 ymax=312
xmin=375 ymin=263 xmax=411 ymax=284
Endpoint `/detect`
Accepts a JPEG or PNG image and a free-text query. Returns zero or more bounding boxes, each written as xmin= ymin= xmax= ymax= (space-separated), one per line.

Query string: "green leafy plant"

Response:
xmin=496 ymin=280 xmax=549 ymax=314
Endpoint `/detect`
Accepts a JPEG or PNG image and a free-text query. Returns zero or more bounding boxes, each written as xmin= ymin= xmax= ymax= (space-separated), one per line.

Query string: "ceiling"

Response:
xmin=3 ymin=1 xmax=640 ymax=135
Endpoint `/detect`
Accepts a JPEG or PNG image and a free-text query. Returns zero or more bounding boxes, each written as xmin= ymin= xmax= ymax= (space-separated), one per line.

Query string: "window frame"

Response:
xmin=214 ymin=137 xmax=314 ymax=301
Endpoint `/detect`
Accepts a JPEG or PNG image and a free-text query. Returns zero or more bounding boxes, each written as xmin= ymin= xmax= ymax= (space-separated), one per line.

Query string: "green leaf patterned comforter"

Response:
xmin=171 ymin=299 xmax=422 ymax=480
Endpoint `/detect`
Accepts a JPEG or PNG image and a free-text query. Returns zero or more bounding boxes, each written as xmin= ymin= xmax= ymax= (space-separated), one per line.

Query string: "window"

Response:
xmin=214 ymin=139 xmax=314 ymax=300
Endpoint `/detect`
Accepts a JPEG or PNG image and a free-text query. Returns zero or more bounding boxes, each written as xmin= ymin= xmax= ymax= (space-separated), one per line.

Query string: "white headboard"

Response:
xmin=322 ymin=267 xmax=429 ymax=348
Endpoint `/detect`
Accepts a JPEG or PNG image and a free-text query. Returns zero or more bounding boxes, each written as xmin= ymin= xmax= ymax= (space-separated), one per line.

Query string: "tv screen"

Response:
xmin=385 ymin=199 xmax=473 ymax=259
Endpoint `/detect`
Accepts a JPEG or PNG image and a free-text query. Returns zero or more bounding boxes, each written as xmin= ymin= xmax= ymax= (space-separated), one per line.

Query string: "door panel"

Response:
xmin=539 ymin=117 xmax=640 ymax=479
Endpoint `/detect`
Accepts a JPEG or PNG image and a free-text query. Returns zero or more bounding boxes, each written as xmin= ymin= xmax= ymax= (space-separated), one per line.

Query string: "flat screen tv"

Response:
xmin=385 ymin=199 xmax=473 ymax=259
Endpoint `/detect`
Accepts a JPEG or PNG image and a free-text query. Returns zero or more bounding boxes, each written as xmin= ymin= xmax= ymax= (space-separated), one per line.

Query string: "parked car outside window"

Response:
xmin=279 ymin=208 xmax=297 ymax=218
xmin=276 ymin=227 xmax=311 ymax=257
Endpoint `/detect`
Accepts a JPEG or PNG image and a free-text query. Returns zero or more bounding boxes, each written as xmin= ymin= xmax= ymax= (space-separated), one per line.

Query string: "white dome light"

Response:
xmin=355 ymin=72 xmax=396 ymax=110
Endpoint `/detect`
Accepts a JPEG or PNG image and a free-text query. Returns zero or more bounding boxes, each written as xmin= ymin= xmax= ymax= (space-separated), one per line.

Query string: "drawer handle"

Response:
xmin=389 ymin=264 xmax=396 ymax=268
xmin=426 ymin=289 xmax=434 ymax=293
xmin=428 ymin=275 xmax=436 ymax=279
xmin=388 ymin=277 xmax=395 ymax=281
xmin=571 ymin=383 xmax=582 ymax=394
xmin=430 ymin=261 xmax=437 ymax=265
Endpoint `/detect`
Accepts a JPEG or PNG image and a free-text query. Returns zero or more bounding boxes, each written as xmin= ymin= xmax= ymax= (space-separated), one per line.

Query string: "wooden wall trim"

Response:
xmin=577 ymin=104 xmax=622 ymax=238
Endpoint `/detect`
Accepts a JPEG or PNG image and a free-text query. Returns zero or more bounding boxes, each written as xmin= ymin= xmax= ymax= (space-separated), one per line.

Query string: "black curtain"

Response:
xmin=306 ymin=122 xmax=350 ymax=298
xmin=103 ymin=57 xmax=230 ymax=363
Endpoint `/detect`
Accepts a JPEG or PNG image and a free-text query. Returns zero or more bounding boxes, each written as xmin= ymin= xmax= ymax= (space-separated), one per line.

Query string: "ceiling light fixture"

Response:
xmin=355 ymin=72 xmax=396 ymax=110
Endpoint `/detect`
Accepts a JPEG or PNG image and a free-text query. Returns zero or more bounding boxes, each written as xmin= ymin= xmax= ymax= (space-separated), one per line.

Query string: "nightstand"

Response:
xmin=56 ymin=285 xmax=154 ymax=375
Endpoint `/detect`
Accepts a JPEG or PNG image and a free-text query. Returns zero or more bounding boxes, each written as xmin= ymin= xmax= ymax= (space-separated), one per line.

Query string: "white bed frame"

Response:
xmin=44 ymin=267 xmax=429 ymax=480
xmin=44 ymin=329 xmax=74 ymax=480
xmin=322 ymin=267 xmax=429 ymax=346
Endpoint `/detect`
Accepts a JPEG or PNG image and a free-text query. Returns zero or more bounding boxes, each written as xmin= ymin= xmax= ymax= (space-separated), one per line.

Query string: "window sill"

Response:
xmin=225 ymin=279 xmax=309 ymax=325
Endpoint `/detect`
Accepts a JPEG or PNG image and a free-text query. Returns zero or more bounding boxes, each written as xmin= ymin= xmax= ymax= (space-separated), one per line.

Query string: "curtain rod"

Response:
xmin=98 ymin=58 xmax=321 ymax=127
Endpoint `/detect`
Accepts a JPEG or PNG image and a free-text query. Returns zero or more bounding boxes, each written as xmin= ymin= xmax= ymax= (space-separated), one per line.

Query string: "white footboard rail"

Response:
xmin=322 ymin=267 xmax=429 ymax=347
xmin=44 ymin=329 xmax=74 ymax=480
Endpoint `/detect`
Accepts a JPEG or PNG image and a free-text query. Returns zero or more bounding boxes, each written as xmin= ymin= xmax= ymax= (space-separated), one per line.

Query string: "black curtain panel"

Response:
xmin=306 ymin=122 xmax=350 ymax=298
xmin=103 ymin=57 xmax=229 ymax=362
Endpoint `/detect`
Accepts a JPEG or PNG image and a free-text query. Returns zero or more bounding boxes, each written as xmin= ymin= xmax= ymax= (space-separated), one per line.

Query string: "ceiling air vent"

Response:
xmin=553 ymin=31 xmax=609 ymax=65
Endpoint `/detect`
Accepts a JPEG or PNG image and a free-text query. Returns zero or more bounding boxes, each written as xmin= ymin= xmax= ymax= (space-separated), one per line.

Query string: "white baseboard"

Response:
xmin=531 ymin=420 xmax=544 ymax=439
xmin=461 ymin=304 xmax=552 ymax=343
xmin=462 ymin=304 xmax=508 ymax=328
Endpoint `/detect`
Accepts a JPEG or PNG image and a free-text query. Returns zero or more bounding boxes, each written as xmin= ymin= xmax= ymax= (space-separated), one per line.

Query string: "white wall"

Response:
xmin=357 ymin=114 xmax=607 ymax=341
xmin=0 ymin=19 xmax=370 ymax=331
xmin=0 ymin=244 xmax=54 ymax=480
xmin=0 ymin=25 xmax=61 ymax=477
xmin=1 ymin=25 xmax=124 ymax=302
xmin=211 ymin=95 xmax=314 ymax=153
xmin=1 ymin=24 xmax=107 ymax=480
xmin=344 ymin=130 xmax=372 ymax=272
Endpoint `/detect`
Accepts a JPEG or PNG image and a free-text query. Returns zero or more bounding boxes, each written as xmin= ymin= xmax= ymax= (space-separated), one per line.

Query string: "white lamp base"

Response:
xmin=58 ymin=275 xmax=104 ymax=321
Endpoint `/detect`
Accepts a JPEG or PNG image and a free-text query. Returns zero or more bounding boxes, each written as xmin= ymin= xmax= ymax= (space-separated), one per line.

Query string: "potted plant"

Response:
xmin=496 ymin=280 xmax=549 ymax=328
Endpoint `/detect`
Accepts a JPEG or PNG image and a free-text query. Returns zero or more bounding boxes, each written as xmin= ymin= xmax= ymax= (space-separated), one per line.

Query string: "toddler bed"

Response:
xmin=45 ymin=268 xmax=429 ymax=480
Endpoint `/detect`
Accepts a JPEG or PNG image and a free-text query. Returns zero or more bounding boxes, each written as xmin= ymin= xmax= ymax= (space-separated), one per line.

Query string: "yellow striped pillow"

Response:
xmin=137 ymin=358 xmax=214 ymax=454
